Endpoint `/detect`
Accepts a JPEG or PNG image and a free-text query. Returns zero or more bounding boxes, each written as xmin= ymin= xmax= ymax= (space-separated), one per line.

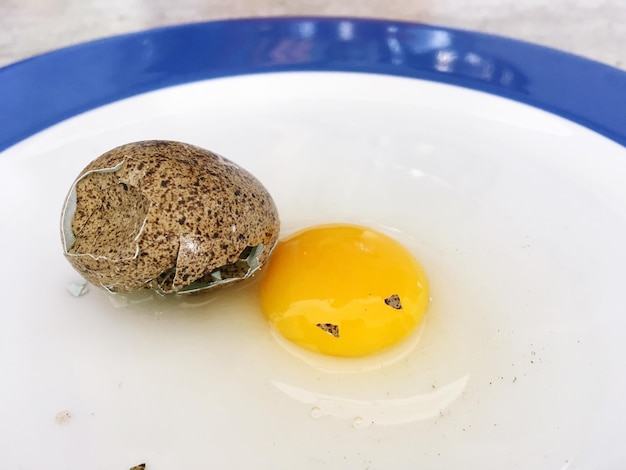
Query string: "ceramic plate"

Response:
xmin=2 ymin=18 xmax=626 ymax=469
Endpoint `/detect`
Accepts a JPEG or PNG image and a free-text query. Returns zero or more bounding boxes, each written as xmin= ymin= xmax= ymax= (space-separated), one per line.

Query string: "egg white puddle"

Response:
xmin=2 ymin=72 xmax=626 ymax=469
xmin=273 ymin=375 xmax=469 ymax=427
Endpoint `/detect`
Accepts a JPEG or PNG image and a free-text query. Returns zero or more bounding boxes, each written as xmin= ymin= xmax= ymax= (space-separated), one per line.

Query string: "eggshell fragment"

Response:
xmin=60 ymin=140 xmax=280 ymax=294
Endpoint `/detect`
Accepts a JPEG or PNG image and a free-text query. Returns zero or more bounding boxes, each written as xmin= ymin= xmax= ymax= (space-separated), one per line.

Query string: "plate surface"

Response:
xmin=2 ymin=18 xmax=626 ymax=470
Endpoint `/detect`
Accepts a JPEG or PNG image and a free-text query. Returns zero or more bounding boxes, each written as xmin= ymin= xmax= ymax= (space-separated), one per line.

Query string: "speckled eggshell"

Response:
xmin=61 ymin=140 xmax=280 ymax=293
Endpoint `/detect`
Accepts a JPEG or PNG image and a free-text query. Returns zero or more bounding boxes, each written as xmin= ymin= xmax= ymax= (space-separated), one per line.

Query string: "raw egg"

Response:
xmin=259 ymin=224 xmax=429 ymax=357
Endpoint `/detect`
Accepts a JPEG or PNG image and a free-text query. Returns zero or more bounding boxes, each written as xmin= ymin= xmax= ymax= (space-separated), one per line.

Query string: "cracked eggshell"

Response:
xmin=60 ymin=140 xmax=280 ymax=294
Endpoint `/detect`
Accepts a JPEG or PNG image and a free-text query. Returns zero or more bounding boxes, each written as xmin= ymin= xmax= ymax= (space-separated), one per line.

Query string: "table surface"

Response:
xmin=1 ymin=0 xmax=625 ymax=70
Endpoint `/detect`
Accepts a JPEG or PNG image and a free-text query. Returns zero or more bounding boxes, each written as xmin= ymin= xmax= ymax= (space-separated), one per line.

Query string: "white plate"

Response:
xmin=2 ymin=19 xmax=626 ymax=469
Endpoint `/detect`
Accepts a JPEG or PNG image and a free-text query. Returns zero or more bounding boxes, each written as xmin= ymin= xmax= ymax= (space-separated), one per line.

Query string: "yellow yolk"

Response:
xmin=259 ymin=224 xmax=429 ymax=357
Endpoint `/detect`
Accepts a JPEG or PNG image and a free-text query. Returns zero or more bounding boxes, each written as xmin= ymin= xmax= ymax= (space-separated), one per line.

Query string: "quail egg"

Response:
xmin=60 ymin=140 xmax=280 ymax=294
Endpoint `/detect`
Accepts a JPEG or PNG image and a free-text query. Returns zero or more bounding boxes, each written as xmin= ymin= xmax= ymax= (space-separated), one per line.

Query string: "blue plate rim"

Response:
xmin=1 ymin=16 xmax=625 ymax=152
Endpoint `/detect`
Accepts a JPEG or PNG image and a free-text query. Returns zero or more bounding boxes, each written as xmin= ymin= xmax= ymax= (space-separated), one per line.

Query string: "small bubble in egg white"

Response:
xmin=352 ymin=416 xmax=371 ymax=429
xmin=310 ymin=407 xmax=322 ymax=418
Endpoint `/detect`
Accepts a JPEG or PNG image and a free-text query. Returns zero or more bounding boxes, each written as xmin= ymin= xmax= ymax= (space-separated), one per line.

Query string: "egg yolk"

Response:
xmin=259 ymin=224 xmax=429 ymax=357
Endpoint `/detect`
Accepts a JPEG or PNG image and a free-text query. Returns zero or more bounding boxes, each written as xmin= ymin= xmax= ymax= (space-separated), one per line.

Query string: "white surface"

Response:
xmin=2 ymin=72 xmax=626 ymax=469
xmin=1 ymin=0 xmax=625 ymax=69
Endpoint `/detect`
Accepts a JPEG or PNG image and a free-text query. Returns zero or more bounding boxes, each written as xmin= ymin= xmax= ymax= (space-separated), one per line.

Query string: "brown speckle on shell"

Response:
xmin=316 ymin=323 xmax=340 ymax=338
xmin=384 ymin=294 xmax=403 ymax=310
xmin=61 ymin=140 xmax=280 ymax=294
